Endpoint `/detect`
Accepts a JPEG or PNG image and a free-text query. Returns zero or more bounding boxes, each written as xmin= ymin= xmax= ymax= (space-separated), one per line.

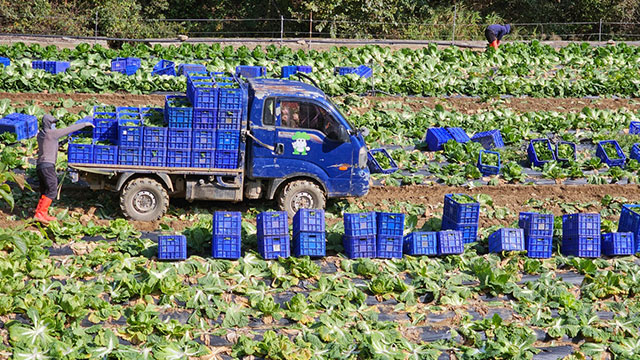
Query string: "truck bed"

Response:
xmin=68 ymin=163 xmax=242 ymax=175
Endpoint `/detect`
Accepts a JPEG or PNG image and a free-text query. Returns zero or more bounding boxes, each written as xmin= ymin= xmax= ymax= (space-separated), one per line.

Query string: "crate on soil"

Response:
xmin=215 ymin=150 xmax=238 ymax=169
xmin=471 ymin=129 xmax=504 ymax=149
xmin=562 ymin=235 xmax=600 ymax=258
xmin=488 ymin=228 xmax=525 ymax=252
xmin=526 ymin=236 xmax=553 ymax=258
xmin=555 ymin=141 xmax=576 ymax=162
xmin=68 ymin=140 xmax=94 ymax=164
xmin=258 ymin=234 xmax=290 ymax=259
xmin=166 ymin=149 xmax=191 ymax=167
xmin=118 ymin=146 xmax=142 ymax=166
xmin=0 ymin=57 xmax=10 ymax=67
xmin=33 ymin=60 xmax=70 ymax=74
xmin=143 ymin=127 xmax=168 ymax=149
xmin=446 ymin=127 xmax=470 ymax=143
xmin=527 ymin=139 xmax=556 ymax=167
xmin=443 ymin=193 xmax=480 ymax=224
xmin=158 ymin=235 xmax=187 ymax=260
xmin=425 ymin=127 xmax=454 ymax=151
xmin=630 ymin=121 xmax=640 ymax=135
xmin=167 ymin=128 xmax=192 ymax=149
xmin=293 ymin=208 xmax=325 ymax=234
xmin=152 ymin=59 xmax=176 ymax=76
xmin=477 ymin=150 xmax=500 ymax=176
xmin=193 ymin=108 xmax=217 ymax=130
xmin=192 ymin=129 xmax=216 ymax=150
xmin=403 ymin=232 xmax=437 ymax=256
xmin=281 ymin=65 xmax=312 ymax=78
xmin=164 ymin=96 xmax=193 ymax=128
xmin=344 ymin=212 xmax=376 ymax=237
xmin=377 ymin=235 xmax=403 ymax=258
xmin=216 ymin=130 xmax=240 ymax=151
xmin=596 ymin=140 xmax=626 ymax=167
xmin=93 ymin=144 xmax=118 ymax=165
xmin=563 ymin=213 xmax=601 ymax=237
xmin=191 ymin=150 xmax=214 ymax=168
xmin=601 ymin=232 xmax=634 ymax=256
xmin=213 ymin=211 xmax=242 ymax=236
xmin=217 ymin=109 xmax=242 ymax=130
xmin=367 ymin=148 xmax=398 ymax=174
xmin=143 ymin=148 xmax=166 ymax=167
xmin=212 ymin=235 xmax=241 ymax=259
xmin=376 ymin=212 xmax=404 ymax=236
xmin=631 ymin=144 xmax=640 ymax=163
xmin=343 ymin=235 xmax=376 ymax=258
xmin=111 ymin=57 xmax=140 ymax=75
xmin=441 ymin=217 xmax=478 ymax=244
xmin=617 ymin=204 xmax=640 ymax=253
xmin=293 ymin=232 xmax=326 ymax=257
xmin=519 ymin=212 xmax=554 ymax=238
xmin=257 ymin=211 xmax=288 ymax=237
xmin=235 ymin=65 xmax=266 ymax=78
xmin=437 ymin=230 xmax=464 ymax=255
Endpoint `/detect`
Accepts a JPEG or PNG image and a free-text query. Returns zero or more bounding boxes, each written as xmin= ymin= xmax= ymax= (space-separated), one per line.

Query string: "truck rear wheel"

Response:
xmin=277 ymin=180 xmax=326 ymax=218
xmin=120 ymin=178 xmax=169 ymax=221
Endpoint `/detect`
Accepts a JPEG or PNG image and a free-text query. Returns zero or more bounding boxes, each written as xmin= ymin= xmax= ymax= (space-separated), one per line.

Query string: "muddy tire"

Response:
xmin=277 ymin=180 xmax=326 ymax=218
xmin=120 ymin=178 xmax=169 ymax=221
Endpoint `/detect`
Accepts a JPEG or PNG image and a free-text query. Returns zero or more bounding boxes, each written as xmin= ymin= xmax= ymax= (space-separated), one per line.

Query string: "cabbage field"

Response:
xmin=1 ymin=41 xmax=640 ymax=359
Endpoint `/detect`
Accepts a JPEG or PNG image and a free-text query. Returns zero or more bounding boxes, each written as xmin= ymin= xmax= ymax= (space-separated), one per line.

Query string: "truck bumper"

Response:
xmin=350 ymin=168 xmax=370 ymax=197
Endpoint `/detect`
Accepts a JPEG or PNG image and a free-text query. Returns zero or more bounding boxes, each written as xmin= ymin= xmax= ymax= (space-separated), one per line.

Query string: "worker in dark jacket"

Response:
xmin=485 ymin=24 xmax=511 ymax=49
xmin=34 ymin=115 xmax=94 ymax=224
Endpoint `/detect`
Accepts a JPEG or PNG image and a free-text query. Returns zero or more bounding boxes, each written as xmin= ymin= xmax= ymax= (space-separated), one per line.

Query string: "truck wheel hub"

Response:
xmin=133 ymin=191 xmax=156 ymax=213
xmin=292 ymin=191 xmax=314 ymax=210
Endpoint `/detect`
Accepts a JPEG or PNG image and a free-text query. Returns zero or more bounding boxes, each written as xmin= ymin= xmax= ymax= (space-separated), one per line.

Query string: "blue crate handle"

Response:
xmin=367 ymin=148 xmax=398 ymax=174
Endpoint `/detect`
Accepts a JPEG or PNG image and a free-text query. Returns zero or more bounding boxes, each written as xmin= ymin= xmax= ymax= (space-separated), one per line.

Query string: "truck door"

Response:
xmin=250 ymin=98 xmax=354 ymax=194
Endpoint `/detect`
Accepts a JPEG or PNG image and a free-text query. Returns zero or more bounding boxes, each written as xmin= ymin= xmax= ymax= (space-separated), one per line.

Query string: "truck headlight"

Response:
xmin=359 ymin=147 xmax=367 ymax=168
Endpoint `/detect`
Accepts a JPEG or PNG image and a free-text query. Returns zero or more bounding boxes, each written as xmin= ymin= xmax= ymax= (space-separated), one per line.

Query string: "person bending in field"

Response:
xmin=34 ymin=114 xmax=94 ymax=224
xmin=485 ymin=24 xmax=511 ymax=50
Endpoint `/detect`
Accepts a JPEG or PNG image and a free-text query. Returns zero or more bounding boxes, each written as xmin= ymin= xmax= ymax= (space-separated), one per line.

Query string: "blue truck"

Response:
xmin=68 ymin=77 xmax=386 ymax=221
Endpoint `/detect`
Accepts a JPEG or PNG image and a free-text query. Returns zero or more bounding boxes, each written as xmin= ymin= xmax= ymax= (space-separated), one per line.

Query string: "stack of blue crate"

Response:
xmin=519 ymin=212 xmax=554 ymax=258
xmin=343 ymin=212 xmax=376 ymax=258
xmin=376 ymin=212 xmax=404 ymax=258
xmin=293 ymin=209 xmax=326 ymax=257
xmin=212 ymin=211 xmax=242 ymax=259
xmin=441 ymin=194 xmax=479 ymax=244
xmin=562 ymin=213 xmax=601 ymax=258
xmin=257 ymin=211 xmax=290 ymax=259
xmin=617 ymin=204 xmax=640 ymax=254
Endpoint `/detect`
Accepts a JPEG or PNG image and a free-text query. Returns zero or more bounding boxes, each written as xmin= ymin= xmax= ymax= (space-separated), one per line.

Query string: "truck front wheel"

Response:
xmin=277 ymin=180 xmax=326 ymax=218
xmin=120 ymin=178 xmax=169 ymax=221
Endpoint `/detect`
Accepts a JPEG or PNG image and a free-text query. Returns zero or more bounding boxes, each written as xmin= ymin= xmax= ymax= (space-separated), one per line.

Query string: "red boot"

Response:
xmin=490 ymin=40 xmax=499 ymax=49
xmin=34 ymin=195 xmax=57 ymax=224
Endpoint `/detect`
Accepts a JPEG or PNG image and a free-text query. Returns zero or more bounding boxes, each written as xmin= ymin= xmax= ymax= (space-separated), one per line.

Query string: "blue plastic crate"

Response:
xmin=441 ymin=217 xmax=478 ymax=244
xmin=118 ymin=147 xmax=142 ymax=166
xmin=367 ymin=148 xmax=398 ymax=174
xmin=93 ymin=105 xmax=116 ymax=113
xmin=167 ymin=128 xmax=192 ymax=149
xmin=443 ymin=193 xmax=480 ymax=225
xmin=31 ymin=60 xmax=44 ymax=69
xmin=555 ymin=141 xmax=576 ymax=162
xmin=377 ymin=235 xmax=403 ymax=258
xmin=216 ymin=130 xmax=240 ymax=151
xmin=218 ymin=87 xmax=243 ymax=110
xmin=601 ymin=232 xmax=634 ymax=256
xmin=446 ymin=127 xmax=470 ymax=143
xmin=116 ymin=106 xmax=140 ymax=114
xmin=111 ymin=57 xmax=141 ymax=75
xmin=93 ymin=116 xmax=117 ymax=142
xmin=519 ymin=212 xmax=554 ymax=238
xmin=562 ymin=235 xmax=600 ymax=258
xmin=211 ymin=235 xmax=241 ymax=259
xmin=93 ymin=144 xmax=118 ymax=165
xmin=631 ymin=144 xmax=640 ymax=162
xmin=0 ymin=57 xmax=10 ymax=67
xmin=403 ymin=232 xmax=437 ymax=256
xmin=152 ymin=59 xmax=176 ymax=76
xmin=118 ymin=122 xmax=143 ymax=147
xmin=33 ymin=60 xmax=70 ymax=74
xmin=191 ymin=150 xmax=215 ymax=168
xmin=425 ymin=127 xmax=454 ymax=151
xmin=141 ymin=107 xmax=163 ymax=116
xmin=527 ymin=139 xmax=556 ymax=167
xmin=344 ymin=212 xmax=376 ymax=237
xmin=166 ymin=149 xmax=191 ymax=167
xmin=617 ymin=204 xmax=640 ymax=253
xmin=596 ymin=140 xmax=626 ymax=167
xmin=343 ymin=235 xmax=376 ymax=258
xmin=192 ymin=129 xmax=216 ymax=150
xmin=177 ymin=64 xmax=206 ymax=76
xmin=257 ymin=211 xmax=288 ymax=237
xmin=0 ymin=114 xmax=38 ymax=140
xmin=187 ymin=80 xmax=218 ymax=108
xmin=293 ymin=209 xmax=325 ymax=234
xmin=235 ymin=65 xmax=266 ymax=78
xmin=477 ymin=150 xmax=500 ymax=176
xmin=356 ymin=65 xmax=372 ymax=78
xmin=192 ymin=108 xmax=217 ymax=130
xmin=563 ymin=213 xmax=601 ymax=238
xmin=437 ymin=230 xmax=464 ymax=255
xmin=335 ymin=66 xmax=356 ymax=75
xmin=293 ymin=232 xmax=326 ymax=257
xmin=217 ymin=109 xmax=242 ymax=130
xmin=526 ymin=236 xmax=553 ymax=258
xmin=488 ymin=228 xmax=525 ymax=252
xmin=630 ymin=121 xmax=640 ymax=135
xmin=68 ymin=141 xmax=94 ymax=164
xmin=258 ymin=234 xmax=290 ymax=259
xmin=376 ymin=212 xmax=405 ymax=236
xmin=296 ymin=65 xmax=312 ymax=74
xmin=164 ymin=96 xmax=193 ymax=128
xmin=143 ymin=148 xmax=166 ymax=167
xmin=282 ymin=65 xmax=311 ymax=78
xmin=213 ymin=211 xmax=242 ymax=236
xmin=158 ymin=235 xmax=187 ymax=260
xmin=143 ymin=127 xmax=168 ymax=149
xmin=215 ymin=150 xmax=238 ymax=169
xmin=116 ymin=113 xmax=141 ymax=123
xmin=471 ymin=129 xmax=504 ymax=149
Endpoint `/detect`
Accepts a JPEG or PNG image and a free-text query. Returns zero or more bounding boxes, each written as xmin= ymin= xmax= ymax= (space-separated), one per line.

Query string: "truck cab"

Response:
xmin=69 ymin=77 xmax=371 ymax=221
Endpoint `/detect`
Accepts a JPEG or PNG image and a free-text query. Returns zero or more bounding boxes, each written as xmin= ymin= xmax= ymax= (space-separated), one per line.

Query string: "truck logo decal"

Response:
xmin=291 ymin=131 xmax=311 ymax=155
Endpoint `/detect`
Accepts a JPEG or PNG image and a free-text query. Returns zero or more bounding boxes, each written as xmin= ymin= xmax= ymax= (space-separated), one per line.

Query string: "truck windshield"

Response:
xmin=326 ymin=97 xmax=355 ymax=130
